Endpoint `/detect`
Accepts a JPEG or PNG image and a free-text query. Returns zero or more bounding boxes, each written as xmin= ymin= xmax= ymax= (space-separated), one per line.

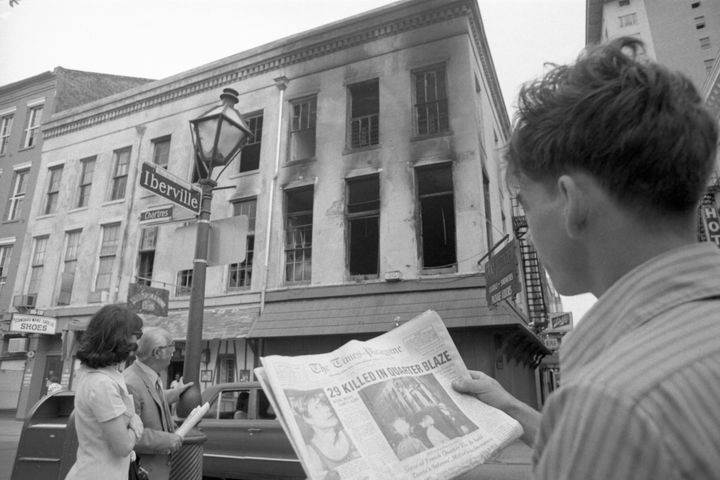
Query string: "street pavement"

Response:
xmin=0 ymin=409 xmax=531 ymax=480
xmin=0 ymin=411 xmax=23 ymax=480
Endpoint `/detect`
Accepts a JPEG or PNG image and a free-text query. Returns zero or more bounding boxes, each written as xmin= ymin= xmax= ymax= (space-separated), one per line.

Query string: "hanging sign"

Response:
xmin=10 ymin=313 xmax=57 ymax=335
xmin=127 ymin=283 xmax=169 ymax=317
xmin=485 ymin=240 xmax=520 ymax=306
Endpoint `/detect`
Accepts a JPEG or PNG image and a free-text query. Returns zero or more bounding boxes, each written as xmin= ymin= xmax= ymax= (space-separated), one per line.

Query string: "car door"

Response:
xmin=200 ymin=385 xmax=303 ymax=480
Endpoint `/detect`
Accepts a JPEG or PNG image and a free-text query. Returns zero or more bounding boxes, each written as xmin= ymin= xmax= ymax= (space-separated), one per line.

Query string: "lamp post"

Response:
xmin=177 ymin=88 xmax=252 ymax=416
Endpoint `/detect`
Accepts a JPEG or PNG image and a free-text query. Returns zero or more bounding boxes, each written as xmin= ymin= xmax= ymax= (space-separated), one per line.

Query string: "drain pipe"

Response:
xmin=260 ymin=77 xmax=288 ymax=313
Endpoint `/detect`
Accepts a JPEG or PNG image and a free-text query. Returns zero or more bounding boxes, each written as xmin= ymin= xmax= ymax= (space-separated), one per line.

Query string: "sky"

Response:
xmin=0 ymin=0 xmax=596 ymax=321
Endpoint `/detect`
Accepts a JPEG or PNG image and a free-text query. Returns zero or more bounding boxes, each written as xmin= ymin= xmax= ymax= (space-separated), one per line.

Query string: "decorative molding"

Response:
xmin=44 ymin=1 xmax=507 ymax=139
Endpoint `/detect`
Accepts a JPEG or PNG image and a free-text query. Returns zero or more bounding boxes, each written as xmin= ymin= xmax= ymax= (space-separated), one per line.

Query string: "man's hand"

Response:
xmin=453 ymin=370 xmax=540 ymax=446
xmin=452 ymin=370 xmax=517 ymax=411
xmin=167 ymin=433 xmax=183 ymax=453
xmin=165 ymin=380 xmax=194 ymax=405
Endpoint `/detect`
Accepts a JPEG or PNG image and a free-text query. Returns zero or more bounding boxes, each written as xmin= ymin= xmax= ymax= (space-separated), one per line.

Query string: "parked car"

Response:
xmin=199 ymin=382 xmax=304 ymax=480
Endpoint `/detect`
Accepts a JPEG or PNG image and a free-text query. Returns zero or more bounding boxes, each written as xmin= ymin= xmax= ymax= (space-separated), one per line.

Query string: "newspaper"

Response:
xmin=255 ymin=310 xmax=523 ymax=480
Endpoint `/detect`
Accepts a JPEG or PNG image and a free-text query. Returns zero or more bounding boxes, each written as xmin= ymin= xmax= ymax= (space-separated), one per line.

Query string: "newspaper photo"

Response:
xmin=255 ymin=310 xmax=523 ymax=480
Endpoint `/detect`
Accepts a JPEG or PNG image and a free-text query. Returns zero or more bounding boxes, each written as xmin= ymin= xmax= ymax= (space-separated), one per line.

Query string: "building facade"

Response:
xmin=0 ymin=68 xmax=151 ymax=412
xmin=10 ymin=0 xmax=548 ymax=417
xmin=587 ymin=0 xmax=720 ymax=88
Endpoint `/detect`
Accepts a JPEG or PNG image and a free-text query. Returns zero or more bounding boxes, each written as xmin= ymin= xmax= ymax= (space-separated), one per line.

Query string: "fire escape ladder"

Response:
xmin=519 ymin=241 xmax=547 ymax=325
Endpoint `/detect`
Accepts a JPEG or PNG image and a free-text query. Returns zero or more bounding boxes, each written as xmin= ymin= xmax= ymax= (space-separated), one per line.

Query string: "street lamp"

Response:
xmin=177 ymin=88 xmax=252 ymax=416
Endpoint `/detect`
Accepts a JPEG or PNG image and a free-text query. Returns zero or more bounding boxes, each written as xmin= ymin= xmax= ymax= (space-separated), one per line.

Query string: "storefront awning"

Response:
xmin=66 ymin=306 xmax=258 ymax=341
xmin=249 ymin=281 xmax=530 ymax=339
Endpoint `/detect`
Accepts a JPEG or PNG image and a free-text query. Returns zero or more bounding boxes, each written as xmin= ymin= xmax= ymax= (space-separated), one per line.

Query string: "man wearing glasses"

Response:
xmin=125 ymin=327 xmax=193 ymax=480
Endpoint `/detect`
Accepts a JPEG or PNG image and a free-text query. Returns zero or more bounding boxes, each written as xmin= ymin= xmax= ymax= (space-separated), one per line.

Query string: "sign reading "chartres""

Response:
xmin=139 ymin=162 xmax=201 ymax=214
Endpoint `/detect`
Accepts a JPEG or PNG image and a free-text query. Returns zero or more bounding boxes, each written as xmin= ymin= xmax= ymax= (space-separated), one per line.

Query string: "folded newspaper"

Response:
xmin=255 ymin=310 xmax=523 ymax=480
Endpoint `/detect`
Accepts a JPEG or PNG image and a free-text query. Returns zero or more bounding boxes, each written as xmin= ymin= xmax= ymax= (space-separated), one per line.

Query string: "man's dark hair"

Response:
xmin=507 ymin=37 xmax=718 ymax=217
xmin=76 ymin=304 xmax=143 ymax=368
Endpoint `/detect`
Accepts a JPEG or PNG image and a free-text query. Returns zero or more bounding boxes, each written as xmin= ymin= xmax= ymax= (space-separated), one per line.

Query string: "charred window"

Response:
xmin=346 ymin=176 xmax=380 ymax=276
xmin=239 ymin=113 xmax=263 ymax=172
xmin=285 ymin=187 xmax=314 ymax=283
xmin=417 ymin=164 xmax=456 ymax=270
xmin=349 ymin=79 xmax=379 ymax=148
xmin=290 ymin=97 xmax=316 ymax=161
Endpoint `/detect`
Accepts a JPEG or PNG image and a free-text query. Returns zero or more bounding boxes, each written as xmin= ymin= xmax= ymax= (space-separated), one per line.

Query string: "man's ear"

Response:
xmin=557 ymin=174 xmax=588 ymax=238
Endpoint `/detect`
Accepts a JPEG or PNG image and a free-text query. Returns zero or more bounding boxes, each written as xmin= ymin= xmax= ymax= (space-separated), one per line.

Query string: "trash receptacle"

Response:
xmin=11 ymin=391 xmax=77 ymax=480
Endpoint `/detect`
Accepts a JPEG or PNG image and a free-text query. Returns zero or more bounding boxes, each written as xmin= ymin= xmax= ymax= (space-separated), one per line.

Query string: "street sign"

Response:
xmin=140 ymin=205 xmax=173 ymax=223
xmin=139 ymin=162 xmax=201 ymax=214
xmin=485 ymin=240 xmax=520 ymax=306
xmin=548 ymin=312 xmax=573 ymax=331
xmin=127 ymin=283 xmax=170 ymax=316
xmin=10 ymin=313 xmax=57 ymax=335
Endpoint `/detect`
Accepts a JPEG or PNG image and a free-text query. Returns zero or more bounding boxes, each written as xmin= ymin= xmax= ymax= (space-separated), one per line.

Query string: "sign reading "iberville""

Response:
xmin=139 ymin=162 xmax=201 ymax=214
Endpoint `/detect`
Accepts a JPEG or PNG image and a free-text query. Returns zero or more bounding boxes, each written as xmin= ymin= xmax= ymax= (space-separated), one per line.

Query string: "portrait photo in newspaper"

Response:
xmin=286 ymin=388 xmax=361 ymax=480
xmin=358 ymin=374 xmax=478 ymax=461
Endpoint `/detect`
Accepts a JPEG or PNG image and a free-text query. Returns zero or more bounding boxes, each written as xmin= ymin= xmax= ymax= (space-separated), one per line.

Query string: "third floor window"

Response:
xmin=413 ymin=65 xmax=449 ymax=136
xmin=44 ymin=165 xmax=64 ymax=215
xmin=239 ymin=113 xmax=263 ymax=172
xmin=348 ymin=79 xmax=379 ymax=148
xmin=619 ymin=12 xmax=638 ymax=28
xmin=22 ymin=104 xmax=43 ymax=149
xmin=6 ymin=168 xmax=29 ymax=221
xmin=0 ymin=114 xmax=13 ymax=155
xmin=110 ymin=147 xmax=131 ymax=201
xmin=77 ymin=156 xmax=96 ymax=208
xmin=290 ymin=96 xmax=316 ymax=161
xmin=152 ymin=136 xmax=171 ymax=169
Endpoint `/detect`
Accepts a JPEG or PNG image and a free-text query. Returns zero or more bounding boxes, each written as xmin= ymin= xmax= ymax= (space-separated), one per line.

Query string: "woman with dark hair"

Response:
xmin=65 ymin=304 xmax=145 ymax=480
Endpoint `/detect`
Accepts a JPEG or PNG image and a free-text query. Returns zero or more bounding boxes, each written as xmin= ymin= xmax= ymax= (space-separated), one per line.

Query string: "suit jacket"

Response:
xmin=124 ymin=361 xmax=176 ymax=480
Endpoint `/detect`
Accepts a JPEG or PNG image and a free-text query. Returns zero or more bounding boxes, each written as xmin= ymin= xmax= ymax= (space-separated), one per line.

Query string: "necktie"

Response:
xmin=155 ymin=380 xmax=174 ymax=432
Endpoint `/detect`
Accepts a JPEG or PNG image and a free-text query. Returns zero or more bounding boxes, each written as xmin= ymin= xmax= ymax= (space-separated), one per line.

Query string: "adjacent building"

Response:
xmin=8 ymin=0 xmax=549 ymax=417
xmin=586 ymin=0 xmax=720 ymax=88
xmin=0 ymin=68 xmax=152 ymax=411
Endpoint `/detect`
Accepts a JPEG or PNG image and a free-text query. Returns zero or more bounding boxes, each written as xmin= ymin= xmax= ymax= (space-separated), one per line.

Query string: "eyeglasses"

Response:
xmin=157 ymin=343 xmax=175 ymax=350
xmin=133 ymin=330 xmax=143 ymax=340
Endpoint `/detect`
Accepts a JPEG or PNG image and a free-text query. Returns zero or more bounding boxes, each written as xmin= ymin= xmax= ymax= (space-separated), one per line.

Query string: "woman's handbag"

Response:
xmin=129 ymin=456 xmax=149 ymax=480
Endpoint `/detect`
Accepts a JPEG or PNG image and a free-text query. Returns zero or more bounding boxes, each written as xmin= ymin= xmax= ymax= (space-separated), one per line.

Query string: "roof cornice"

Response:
xmin=43 ymin=0 xmax=509 ymax=139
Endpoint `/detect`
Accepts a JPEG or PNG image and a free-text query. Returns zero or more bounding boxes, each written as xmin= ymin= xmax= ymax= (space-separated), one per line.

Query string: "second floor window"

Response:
xmin=346 ymin=176 xmax=380 ymax=276
xmin=177 ymin=269 xmax=193 ymax=295
xmin=290 ymin=97 xmax=316 ymax=161
xmin=285 ymin=187 xmax=314 ymax=283
xmin=110 ymin=147 xmax=131 ymax=200
xmin=28 ymin=236 xmax=48 ymax=296
xmin=228 ymin=199 xmax=256 ymax=289
xmin=349 ymin=79 xmax=379 ymax=148
xmin=23 ymin=104 xmax=43 ymax=149
xmin=96 ymin=223 xmax=120 ymax=291
xmin=417 ymin=164 xmax=456 ymax=271
xmin=152 ymin=136 xmax=171 ymax=169
xmin=57 ymin=230 xmax=81 ymax=306
xmin=6 ymin=168 xmax=29 ymax=221
xmin=239 ymin=114 xmax=263 ymax=172
xmin=137 ymin=227 xmax=157 ymax=286
xmin=0 ymin=114 xmax=13 ymax=155
xmin=44 ymin=165 xmax=64 ymax=215
xmin=414 ymin=65 xmax=449 ymax=136
xmin=77 ymin=156 xmax=96 ymax=208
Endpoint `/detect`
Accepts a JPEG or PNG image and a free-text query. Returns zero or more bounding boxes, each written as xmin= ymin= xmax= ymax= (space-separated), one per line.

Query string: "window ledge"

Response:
xmin=420 ymin=266 xmax=458 ymax=276
xmin=17 ymin=146 xmax=36 ymax=152
xmin=35 ymin=213 xmax=56 ymax=220
xmin=284 ymin=157 xmax=316 ymax=167
xmin=68 ymin=206 xmax=90 ymax=213
xmin=342 ymin=144 xmax=381 ymax=156
xmin=102 ymin=199 xmax=126 ymax=207
xmin=2 ymin=218 xmax=22 ymax=225
xmin=228 ymin=170 xmax=260 ymax=180
xmin=410 ymin=130 xmax=453 ymax=142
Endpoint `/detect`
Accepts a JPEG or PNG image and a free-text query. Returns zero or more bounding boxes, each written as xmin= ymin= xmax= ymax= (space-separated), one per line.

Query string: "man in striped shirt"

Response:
xmin=454 ymin=37 xmax=720 ymax=479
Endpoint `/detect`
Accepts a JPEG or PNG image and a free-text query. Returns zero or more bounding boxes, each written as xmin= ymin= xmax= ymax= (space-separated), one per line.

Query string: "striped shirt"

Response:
xmin=533 ymin=242 xmax=720 ymax=480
